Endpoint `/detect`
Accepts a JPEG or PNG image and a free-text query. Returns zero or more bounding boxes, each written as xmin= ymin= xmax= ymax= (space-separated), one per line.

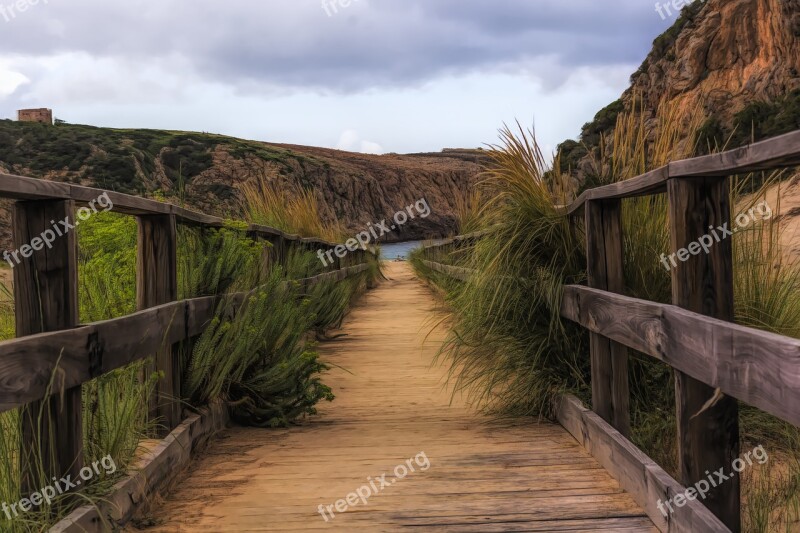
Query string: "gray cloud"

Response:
xmin=0 ymin=0 xmax=670 ymax=94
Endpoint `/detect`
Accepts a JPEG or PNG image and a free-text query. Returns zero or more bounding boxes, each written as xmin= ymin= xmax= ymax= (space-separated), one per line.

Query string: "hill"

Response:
xmin=0 ymin=120 xmax=485 ymax=244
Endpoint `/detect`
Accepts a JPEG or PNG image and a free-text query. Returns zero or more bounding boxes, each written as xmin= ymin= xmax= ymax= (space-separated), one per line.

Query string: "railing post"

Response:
xmin=136 ymin=214 xmax=180 ymax=436
xmin=668 ymin=177 xmax=740 ymax=532
xmin=13 ymin=199 xmax=82 ymax=493
xmin=584 ymin=199 xmax=630 ymax=437
xmin=264 ymin=234 xmax=285 ymax=271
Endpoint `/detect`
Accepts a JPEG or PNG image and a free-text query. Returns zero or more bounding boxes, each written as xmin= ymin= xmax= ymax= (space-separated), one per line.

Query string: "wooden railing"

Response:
xmin=414 ymin=130 xmax=800 ymax=533
xmin=0 ymin=171 xmax=373 ymax=494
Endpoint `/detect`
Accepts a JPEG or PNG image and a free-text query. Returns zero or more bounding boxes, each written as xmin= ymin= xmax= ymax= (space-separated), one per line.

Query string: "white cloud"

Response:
xmin=0 ymin=63 xmax=29 ymax=98
xmin=336 ymin=129 xmax=384 ymax=154
xmin=336 ymin=129 xmax=360 ymax=151
xmin=360 ymin=140 xmax=384 ymax=154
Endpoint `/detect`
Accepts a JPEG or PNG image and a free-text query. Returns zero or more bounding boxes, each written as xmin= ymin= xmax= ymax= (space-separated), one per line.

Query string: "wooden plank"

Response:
xmin=70 ymin=185 xmax=171 ymax=216
xmin=0 ymin=301 xmax=188 ymax=413
xmin=137 ymin=214 xmax=181 ymax=435
xmin=420 ymin=229 xmax=490 ymax=250
xmin=566 ymin=167 xmax=669 ymax=215
xmin=584 ymin=200 xmax=630 ymax=436
xmin=0 ymin=172 xmax=71 ymax=200
xmin=560 ymin=286 xmax=800 ymax=427
xmin=556 ymin=394 xmax=729 ymax=533
xmin=421 ymin=260 xmax=473 ymax=281
xmin=248 ymin=223 xmax=287 ymax=239
xmin=171 ymin=204 xmax=225 ymax=227
xmin=669 ymin=129 xmax=800 ymax=177
xmin=50 ymin=401 xmax=230 ymax=533
xmin=564 ymin=129 xmax=800 ymax=214
xmin=72 ymin=186 xmax=342 ymax=252
xmin=0 ymin=176 xmax=314 ymax=247
xmin=12 ymin=199 xmax=83 ymax=492
xmin=667 ymin=177 xmax=740 ymax=531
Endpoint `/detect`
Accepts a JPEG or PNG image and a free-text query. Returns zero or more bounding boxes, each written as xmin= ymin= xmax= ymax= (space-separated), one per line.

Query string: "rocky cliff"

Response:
xmin=631 ymin=0 xmax=800 ymax=143
xmin=0 ymin=121 xmax=485 ymax=245
xmin=561 ymin=0 xmax=800 ymax=168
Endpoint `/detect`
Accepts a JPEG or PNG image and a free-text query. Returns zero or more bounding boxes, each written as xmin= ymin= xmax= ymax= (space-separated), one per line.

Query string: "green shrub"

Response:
xmin=579 ymin=99 xmax=624 ymax=149
xmin=183 ymin=268 xmax=334 ymax=427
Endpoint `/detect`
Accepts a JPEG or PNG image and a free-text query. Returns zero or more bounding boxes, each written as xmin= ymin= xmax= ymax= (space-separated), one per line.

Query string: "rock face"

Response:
xmin=191 ymin=144 xmax=486 ymax=243
xmin=0 ymin=121 xmax=485 ymax=248
xmin=561 ymin=0 xmax=800 ymax=171
xmin=629 ymin=0 xmax=800 ymax=130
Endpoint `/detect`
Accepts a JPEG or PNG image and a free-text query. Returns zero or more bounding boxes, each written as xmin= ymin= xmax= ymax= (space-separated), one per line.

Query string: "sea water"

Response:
xmin=379 ymin=241 xmax=424 ymax=260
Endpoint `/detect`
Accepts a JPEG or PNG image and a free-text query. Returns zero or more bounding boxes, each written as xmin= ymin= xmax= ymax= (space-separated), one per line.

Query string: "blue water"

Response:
xmin=379 ymin=241 xmax=424 ymax=260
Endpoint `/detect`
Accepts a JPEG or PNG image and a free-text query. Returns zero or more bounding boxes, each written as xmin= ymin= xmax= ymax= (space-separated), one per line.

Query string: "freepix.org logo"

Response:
xmin=654 ymin=0 xmax=706 ymax=21
xmin=3 ymin=191 xmax=114 ymax=268
xmin=317 ymin=199 xmax=431 ymax=267
xmin=1 ymin=0 xmax=49 ymax=23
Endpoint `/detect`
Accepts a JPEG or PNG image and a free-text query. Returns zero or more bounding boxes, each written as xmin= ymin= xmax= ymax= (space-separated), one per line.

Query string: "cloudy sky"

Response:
xmin=0 ymin=0 xmax=674 ymax=154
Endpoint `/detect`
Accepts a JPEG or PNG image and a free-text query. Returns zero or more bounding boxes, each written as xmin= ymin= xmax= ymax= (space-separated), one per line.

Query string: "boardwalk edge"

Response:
xmin=49 ymin=401 xmax=230 ymax=533
xmin=556 ymin=394 xmax=730 ymax=533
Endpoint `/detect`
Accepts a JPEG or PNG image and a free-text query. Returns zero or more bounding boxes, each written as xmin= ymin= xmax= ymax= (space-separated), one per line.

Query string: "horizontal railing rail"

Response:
xmin=560 ymin=285 xmax=800 ymax=428
xmin=0 ymin=172 xmax=338 ymax=248
xmin=564 ymin=129 xmax=800 ymax=214
xmin=0 ymin=263 xmax=370 ymax=413
xmin=420 ymin=260 xmax=473 ymax=281
xmin=419 ymin=229 xmax=489 ymax=250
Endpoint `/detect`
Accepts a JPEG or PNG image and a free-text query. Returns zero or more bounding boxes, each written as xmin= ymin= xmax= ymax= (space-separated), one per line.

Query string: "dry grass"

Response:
xmin=241 ymin=176 xmax=344 ymax=242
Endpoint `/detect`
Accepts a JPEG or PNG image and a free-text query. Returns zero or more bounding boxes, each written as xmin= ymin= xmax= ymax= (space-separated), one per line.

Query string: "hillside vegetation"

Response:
xmin=0 ymin=120 xmax=484 ymax=246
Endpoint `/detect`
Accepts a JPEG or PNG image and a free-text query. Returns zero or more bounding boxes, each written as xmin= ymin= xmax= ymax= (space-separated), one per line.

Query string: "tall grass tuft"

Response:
xmin=425 ymin=123 xmax=588 ymax=417
xmin=183 ymin=265 xmax=334 ymax=427
xmin=453 ymin=190 xmax=484 ymax=235
xmin=242 ymin=176 xmax=343 ymax=242
xmin=178 ymin=222 xmax=264 ymax=299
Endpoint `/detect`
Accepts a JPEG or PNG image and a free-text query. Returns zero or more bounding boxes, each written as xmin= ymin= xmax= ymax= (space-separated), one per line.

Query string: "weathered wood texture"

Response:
xmin=556 ymin=394 xmax=728 ymax=533
xmin=50 ymin=401 xmax=230 ymax=533
xmin=420 ymin=229 xmax=488 ymax=250
xmin=137 ymin=214 xmax=181 ymax=434
xmin=0 ymin=173 xmax=338 ymax=250
xmin=559 ymin=286 xmax=800 ymax=428
xmin=565 ymin=129 xmax=800 ymax=214
xmin=584 ymin=200 xmax=630 ymax=437
xmin=13 ymin=199 xmax=83 ymax=492
xmin=134 ymin=263 xmax=656 ymax=532
xmin=567 ymin=167 xmax=669 ymax=214
xmin=421 ymin=259 xmax=473 ymax=281
xmin=0 ymin=264 xmax=371 ymax=414
xmin=668 ymin=177 xmax=740 ymax=532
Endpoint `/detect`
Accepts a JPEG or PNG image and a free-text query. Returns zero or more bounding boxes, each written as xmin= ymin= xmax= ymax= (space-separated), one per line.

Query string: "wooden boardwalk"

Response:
xmin=134 ymin=263 xmax=655 ymax=532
